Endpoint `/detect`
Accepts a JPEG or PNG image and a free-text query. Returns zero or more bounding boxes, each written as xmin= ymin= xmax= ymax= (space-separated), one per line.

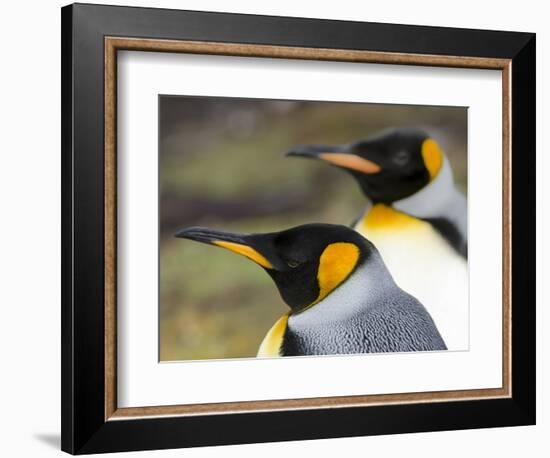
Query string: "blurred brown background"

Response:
xmin=159 ymin=95 xmax=467 ymax=361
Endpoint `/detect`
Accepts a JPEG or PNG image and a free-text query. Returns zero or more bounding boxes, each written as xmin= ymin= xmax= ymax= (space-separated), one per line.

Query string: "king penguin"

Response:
xmin=286 ymin=128 xmax=468 ymax=350
xmin=176 ymin=223 xmax=446 ymax=357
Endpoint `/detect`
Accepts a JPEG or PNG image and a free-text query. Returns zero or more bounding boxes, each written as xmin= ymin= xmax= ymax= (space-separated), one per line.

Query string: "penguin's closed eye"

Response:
xmin=286 ymin=259 xmax=301 ymax=268
xmin=393 ymin=150 xmax=410 ymax=166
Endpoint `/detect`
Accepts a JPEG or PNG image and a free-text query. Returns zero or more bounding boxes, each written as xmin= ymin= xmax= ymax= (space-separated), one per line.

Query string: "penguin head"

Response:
xmin=286 ymin=128 xmax=444 ymax=204
xmin=175 ymin=223 xmax=371 ymax=314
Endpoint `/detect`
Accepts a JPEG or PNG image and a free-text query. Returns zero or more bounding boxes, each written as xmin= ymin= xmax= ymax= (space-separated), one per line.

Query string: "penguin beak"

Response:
xmin=175 ymin=226 xmax=277 ymax=270
xmin=286 ymin=145 xmax=381 ymax=174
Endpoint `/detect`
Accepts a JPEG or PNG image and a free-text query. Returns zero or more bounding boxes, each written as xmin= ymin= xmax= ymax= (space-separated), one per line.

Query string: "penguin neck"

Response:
xmin=288 ymin=253 xmax=396 ymax=328
xmin=360 ymin=157 xmax=467 ymax=240
xmin=397 ymin=156 xmax=466 ymax=241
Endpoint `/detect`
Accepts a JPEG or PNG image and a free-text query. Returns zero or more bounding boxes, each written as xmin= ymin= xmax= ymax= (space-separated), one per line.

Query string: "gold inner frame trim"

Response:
xmin=104 ymin=36 xmax=512 ymax=421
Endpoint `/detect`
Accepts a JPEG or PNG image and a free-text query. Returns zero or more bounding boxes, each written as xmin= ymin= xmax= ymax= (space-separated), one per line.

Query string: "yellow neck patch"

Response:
xmin=421 ymin=138 xmax=443 ymax=180
xmin=360 ymin=204 xmax=422 ymax=231
xmin=213 ymin=240 xmax=273 ymax=269
xmin=314 ymin=242 xmax=360 ymax=304
xmin=257 ymin=314 xmax=289 ymax=357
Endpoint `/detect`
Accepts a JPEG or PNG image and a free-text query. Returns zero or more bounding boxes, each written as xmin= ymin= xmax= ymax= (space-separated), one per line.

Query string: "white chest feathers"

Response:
xmin=355 ymin=204 xmax=468 ymax=350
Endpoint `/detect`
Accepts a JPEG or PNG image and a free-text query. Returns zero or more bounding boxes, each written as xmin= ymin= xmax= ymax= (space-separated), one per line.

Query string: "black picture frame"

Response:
xmin=61 ymin=3 xmax=535 ymax=454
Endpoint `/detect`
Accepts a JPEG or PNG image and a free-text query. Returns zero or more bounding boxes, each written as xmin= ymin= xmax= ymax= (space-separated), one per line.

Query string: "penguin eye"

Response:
xmin=286 ymin=259 xmax=301 ymax=268
xmin=393 ymin=150 xmax=410 ymax=166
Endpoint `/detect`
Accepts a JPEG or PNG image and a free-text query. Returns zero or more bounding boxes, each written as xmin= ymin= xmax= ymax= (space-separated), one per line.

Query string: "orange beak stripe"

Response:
xmin=318 ymin=153 xmax=381 ymax=174
xmin=212 ymin=240 xmax=273 ymax=269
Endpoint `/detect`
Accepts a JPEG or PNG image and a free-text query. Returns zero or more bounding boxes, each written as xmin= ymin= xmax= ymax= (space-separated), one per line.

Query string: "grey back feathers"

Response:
xmin=284 ymin=249 xmax=447 ymax=356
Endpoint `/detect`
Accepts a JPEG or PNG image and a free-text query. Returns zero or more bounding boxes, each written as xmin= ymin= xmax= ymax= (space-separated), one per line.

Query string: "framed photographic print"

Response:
xmin=61 ymin=3 xmax=536 ymax=454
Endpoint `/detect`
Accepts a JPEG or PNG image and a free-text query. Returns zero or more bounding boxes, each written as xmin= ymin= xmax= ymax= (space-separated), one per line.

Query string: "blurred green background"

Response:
xmin=159 ymin=95 xmax=467 ymax=361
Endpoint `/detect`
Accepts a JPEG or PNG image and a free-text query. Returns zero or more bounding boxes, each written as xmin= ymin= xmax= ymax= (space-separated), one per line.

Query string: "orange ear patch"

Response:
xmin=315 ymin=242 xmax=360 ymax=304
xmin=421 ymin=138 xmax=443 ymax=180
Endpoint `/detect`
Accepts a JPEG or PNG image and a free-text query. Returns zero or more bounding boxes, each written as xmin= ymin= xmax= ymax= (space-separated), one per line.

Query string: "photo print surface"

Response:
xmin=159 ymin=95 xmax=468 ymax=361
